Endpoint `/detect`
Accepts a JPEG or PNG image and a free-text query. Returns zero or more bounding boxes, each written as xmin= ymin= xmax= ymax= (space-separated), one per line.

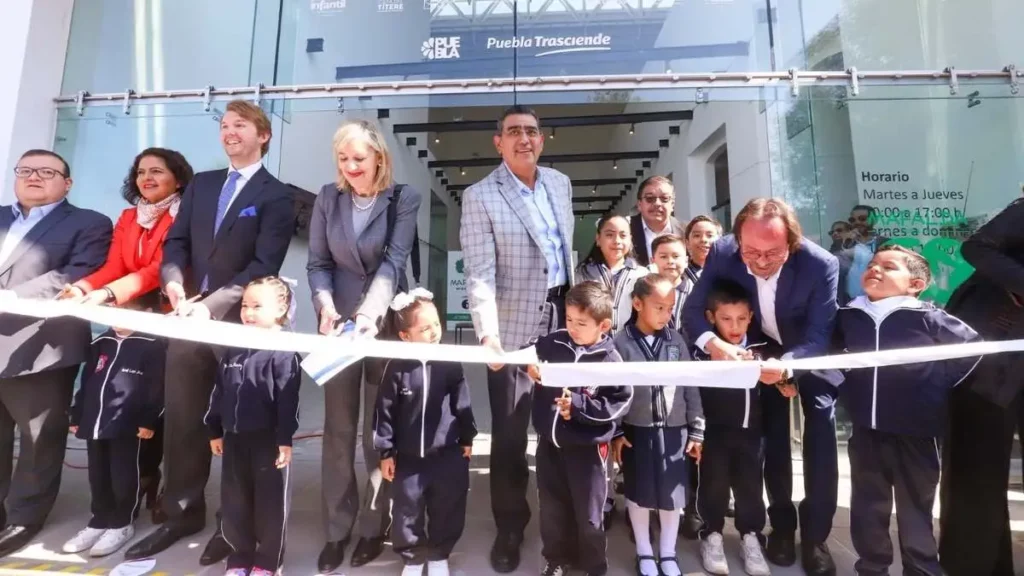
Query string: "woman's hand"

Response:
xmin=380 ymin=457 xmax=395 ymax=481
xmin=612 ymin=436 xmax=632 ymax=465
xmin=319 ymin=306 xmax=342 ymax=336
xmin=276 ymin=446 xmax=292 ymax=469
xmin=210 ymin=438 xmax=224 ymax=456
xmin=56 ymin=285 xmax=84 ymax=300
xmin=80 ymin=290 xmax=112 ymax=306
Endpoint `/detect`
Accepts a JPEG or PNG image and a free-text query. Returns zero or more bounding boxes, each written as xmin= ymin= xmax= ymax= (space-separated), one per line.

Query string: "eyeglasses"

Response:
xmin=14 ymin=167 xmax=65 ymax=180
xmin=642 ymin=195 xmax=674 ymax=205
xmin=740 ymin=247 xmax=789 ymax=262
xmin=503 ymin=125 xmax=541 ymax=139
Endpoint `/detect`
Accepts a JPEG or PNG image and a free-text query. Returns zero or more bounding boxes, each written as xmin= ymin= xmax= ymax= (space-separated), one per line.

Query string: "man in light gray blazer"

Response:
xmin=459 ymin=105 xmax=574 ymax=573
xmin=0 ymin=150 xmax=111 ymax=557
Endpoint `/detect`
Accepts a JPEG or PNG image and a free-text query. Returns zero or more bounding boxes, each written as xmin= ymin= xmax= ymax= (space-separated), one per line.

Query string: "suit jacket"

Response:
xmin=945 ymin=198 xmax=1024 ymax=406
xmin=76 ymin=206 xmax=175 ymax=304
xmin=161 ymin=167 xmax=294 ymax=321
xmin=306 ymin=183 xmax=421 ymax=323
xmin=630 ymin=214 xmax=686 ymax=266
xmin=682 ymin=235 xmax=839 ymax=360
xmin=0 ymin=200 xmax=112 ymax=378
xmin=459 ymin=165 xmax=575 ymax=351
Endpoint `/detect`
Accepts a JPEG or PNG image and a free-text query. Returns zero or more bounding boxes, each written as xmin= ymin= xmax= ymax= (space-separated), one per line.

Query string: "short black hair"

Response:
xmin=565 ymin=281 xmax=613 ymax=323
xmin=19 ymin=149 xmax=70 ymax=178
xmin=121 ymin=148 xmax=194 ymax=205
xmin=705 ymin=280 xmax=752 ymax=314
xmin=875 ymin=245 xmax=932 ymax=286
xmin=496 ymin=105 xmax=540 ymax=135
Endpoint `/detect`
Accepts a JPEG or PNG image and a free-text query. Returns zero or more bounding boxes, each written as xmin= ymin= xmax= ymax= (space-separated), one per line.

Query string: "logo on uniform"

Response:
xmin=95 ymin=355 xmax=108 ymax=373
xmin=667 ymin=345 xmax=680 ymax=362
xmin=583 ymin=386 xmax=598 ymax=397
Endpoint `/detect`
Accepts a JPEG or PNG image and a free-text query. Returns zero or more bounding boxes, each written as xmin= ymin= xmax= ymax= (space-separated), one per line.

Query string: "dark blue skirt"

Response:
xmin=622 ymin=424 xmax=692 ymax=511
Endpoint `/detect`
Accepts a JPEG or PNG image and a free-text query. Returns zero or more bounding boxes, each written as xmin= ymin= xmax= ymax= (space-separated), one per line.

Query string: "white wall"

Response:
xmin=0 ymin=0 xmax=75 ymax=202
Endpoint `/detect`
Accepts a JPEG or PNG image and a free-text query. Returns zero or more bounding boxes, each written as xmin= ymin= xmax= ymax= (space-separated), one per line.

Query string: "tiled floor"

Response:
xmin=2 ymin=363 xmax=1024 ymax=575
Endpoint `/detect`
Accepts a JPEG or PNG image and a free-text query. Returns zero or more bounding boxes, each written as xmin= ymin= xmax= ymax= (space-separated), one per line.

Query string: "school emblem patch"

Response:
xmin=584 ymin=386 xmax=598 ymax=397
xmin=667 ymin=345 xmax=680 ymax=362
xmin=95 ymin=355 xmax=108 ymax=373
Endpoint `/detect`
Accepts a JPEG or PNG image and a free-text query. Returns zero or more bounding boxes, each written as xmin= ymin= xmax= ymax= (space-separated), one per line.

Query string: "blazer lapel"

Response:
xmin=495 ymin=168 xmax=545 ymax=251
xmin=775 ymin=257 xmax=797 ymax=334
xmin=548 ymin=173 xmax=575 ymax=278
xmin=140 ymin=209 xmax=175 ymax=264
xmin=0 ymin=209 xmax=14 ymax=253
xmin=213 ymin=166 xmax=268 ymax=247
xmin=0 ymin=202 xmax=73 ymax=275
xmin=630 ymin=215 xmax=648 ymax=264
xmin=335 ymin=188 xmax=366 ymax=275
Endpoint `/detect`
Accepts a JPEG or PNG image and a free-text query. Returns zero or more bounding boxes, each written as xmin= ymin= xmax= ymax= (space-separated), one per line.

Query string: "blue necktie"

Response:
xmin=202 ymin=171 xmax=242 ymax=292
xmin=214 ymin=171 xmax=241 ymax=235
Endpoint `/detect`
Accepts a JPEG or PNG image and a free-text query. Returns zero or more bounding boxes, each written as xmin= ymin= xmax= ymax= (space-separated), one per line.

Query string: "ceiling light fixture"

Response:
xmin=629 ymin=124 xmax=635 ymax=135
xmin=613 ymin=160 xmax=618 ymax=170
xmin=550 ymin=128 xmax=556 ymax=139
xmin=460 ymin=166 xmax=466 ymax=176
xmin=434 ymin=135 xmax=440 ymax=143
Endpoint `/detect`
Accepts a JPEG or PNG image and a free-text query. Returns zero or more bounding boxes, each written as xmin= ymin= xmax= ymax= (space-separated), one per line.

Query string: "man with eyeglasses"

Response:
xmin=683 ymin=198 xmax=840 ymax=576
xmin=460 ymin=105 xmax=574 ymax=574
xmin=0 ymin=150 xmax=111 ymax=557
xmin=630 ymin=176 xmax=686 ymax=266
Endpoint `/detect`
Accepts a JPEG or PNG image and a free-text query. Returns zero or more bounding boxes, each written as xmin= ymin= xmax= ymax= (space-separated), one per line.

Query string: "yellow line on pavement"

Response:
xmin=0 ymin=564 xmax=26 ymax=569
xmin=58 ymin=568 xmax=82 ymax=573
xmin=28 ymin=566 xmax=51 ymax=572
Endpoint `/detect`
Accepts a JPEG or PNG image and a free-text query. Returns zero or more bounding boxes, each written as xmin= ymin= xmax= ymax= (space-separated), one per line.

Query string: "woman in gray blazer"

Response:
xmin=306 ymin=119 xmax=422 ymax=573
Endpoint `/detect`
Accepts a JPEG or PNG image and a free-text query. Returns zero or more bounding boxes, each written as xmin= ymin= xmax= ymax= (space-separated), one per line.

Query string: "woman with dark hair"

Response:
xmin=58 ymin=147 xmax=193 ymax=523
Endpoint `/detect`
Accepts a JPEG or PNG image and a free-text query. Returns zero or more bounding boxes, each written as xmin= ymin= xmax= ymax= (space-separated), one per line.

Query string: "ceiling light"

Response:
xmin=613 ymin=160 xmax=618 ymax=170
xmin=460 ymin=166 xmax=466 ymax=176
xmin=434 ymin=135 xmax=440 ymax=143
xmin=629 ymin=124 xmax=635 ymax=135
xmin=592 ymin=187 xmax=597 ymax=195
xmin=550 ymin=128 xmax=556 ymax=139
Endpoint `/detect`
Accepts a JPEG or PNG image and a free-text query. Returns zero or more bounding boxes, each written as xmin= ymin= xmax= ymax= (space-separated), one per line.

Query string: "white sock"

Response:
xmin=627 ymin=500 xmax=658 ymax=576
xmin=658 ymin=510 xmax=681 ymax=575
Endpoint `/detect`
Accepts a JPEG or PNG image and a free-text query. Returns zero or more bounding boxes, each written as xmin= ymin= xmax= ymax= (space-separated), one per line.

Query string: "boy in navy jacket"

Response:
xmin=527 ymin=281 xmax=632 ymax=576
xmin=836 ymin=245 xmax=980 ymax=576
xmin=65 ymin=291 xmax=166 ymax=557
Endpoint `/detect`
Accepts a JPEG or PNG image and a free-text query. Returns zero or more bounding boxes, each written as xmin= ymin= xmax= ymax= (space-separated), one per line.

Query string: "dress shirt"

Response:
xmin=0 ymin=201 xmax=63 ymax=265
xmin=642 ymin=218 xmax=671 ymax=261
xmin=505 ymin=163 xmax=567 ymax=288
xmin=223 ymin=160 xmax=263 ymax=213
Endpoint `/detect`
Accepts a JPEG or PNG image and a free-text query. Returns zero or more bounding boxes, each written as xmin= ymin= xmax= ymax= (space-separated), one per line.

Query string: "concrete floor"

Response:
xmin=1 ymin=363 xmax=1024 ymax=575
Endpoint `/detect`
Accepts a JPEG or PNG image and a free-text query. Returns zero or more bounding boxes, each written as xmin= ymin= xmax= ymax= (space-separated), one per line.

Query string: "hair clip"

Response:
xmin=390 ymin=287 xmax=434 ymax=311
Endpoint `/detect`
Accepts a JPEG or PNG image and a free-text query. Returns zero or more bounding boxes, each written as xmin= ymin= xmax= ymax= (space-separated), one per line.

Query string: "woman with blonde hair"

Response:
xmin=307 ymin=119 xmax=422 ymax=573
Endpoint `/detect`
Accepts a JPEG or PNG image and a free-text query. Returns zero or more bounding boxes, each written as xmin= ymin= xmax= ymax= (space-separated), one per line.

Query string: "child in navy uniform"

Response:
xmin=836 ymin=245 xmax=980 ymax=576
xmin=206 ymin=277 xmax=302 ymax=576
xmin=373 ymin=289 xmax=477 ymax=576
xmin=613 ymin=274 xmax=703 ymax=576
xmin=649 ymin=234 xmax=692 ymax=335
xmin=527 ymin=281 xmax=632 ymax=576
xmin=693 ymin=280 xmax=781 ymax=576
xmin=64 ymin=291 xmax=166 ymax=557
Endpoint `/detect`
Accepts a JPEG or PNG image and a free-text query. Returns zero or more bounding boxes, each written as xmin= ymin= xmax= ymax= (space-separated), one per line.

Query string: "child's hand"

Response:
xmin=686 ymin=440 xmax=702 ymax=464
xmin=760 ymin=358 xmax=785 ymax=384
xmin=462 ymin=445 xmax=472 ymax=460
xmin=612 ymin=436 xmax=632 ymax=465
xmin=210 ymin=438 xmax=223 ymax=456
xmin=275 ymin=446 xmax=292 ymax=469
xmin=526 ymin=364 xmax=542 ymax=383
xmin=554 ymin=395 xmax=572 ymax=420
xmin=137 ymin=428 xmax=154 ymax=439
xmin=777 ymin=382 xmax=798 ymax=398
xmin=68 ymin=425 xmax=78 ymax=435
xmin=380 ymin=457 xmax=395 ymax=482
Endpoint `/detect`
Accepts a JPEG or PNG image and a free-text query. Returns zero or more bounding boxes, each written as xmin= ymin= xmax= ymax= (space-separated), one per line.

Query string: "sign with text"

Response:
xmin=446 ymin=251 xmax=470 ymax=329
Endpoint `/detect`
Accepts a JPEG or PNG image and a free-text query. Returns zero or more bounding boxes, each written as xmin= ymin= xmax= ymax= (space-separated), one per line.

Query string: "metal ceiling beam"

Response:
xmin=394 ymin=110 xmax=692 ymax=134
xmin=575 ymin=209 xmax=614 ymax=216
xmin=429 ymin=151 xmax=658 ymax=168
xmin=446 ymin=177 xmax=636 ymax=193
xmin=572 ymin=196 xmax=622 ymax=202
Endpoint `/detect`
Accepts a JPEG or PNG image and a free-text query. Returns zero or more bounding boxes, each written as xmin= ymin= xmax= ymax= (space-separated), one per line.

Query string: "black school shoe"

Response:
xmin=679 ymin=510 xmax=703 ymax=540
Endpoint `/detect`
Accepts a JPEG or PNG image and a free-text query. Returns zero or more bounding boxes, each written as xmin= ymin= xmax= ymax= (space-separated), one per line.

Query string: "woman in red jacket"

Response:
xmin=60 ymin=147 xmax=193 ymax=522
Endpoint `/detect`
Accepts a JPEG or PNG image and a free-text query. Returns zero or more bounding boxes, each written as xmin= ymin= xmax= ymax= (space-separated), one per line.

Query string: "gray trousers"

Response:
xmin=161 ymin=340 xmax=219 ymax=523
xmin=0 ymin=365 xmax=77 ymax=526
xmin=322 ymin=358 xmax=390 ymax=542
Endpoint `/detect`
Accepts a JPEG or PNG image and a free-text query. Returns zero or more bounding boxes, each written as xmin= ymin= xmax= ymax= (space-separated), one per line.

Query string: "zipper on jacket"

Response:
xmin=420 ymin=360 xmax=429 ymax=458
xmin=551 ymin=338 xmax=609 ymax=447
xmin=93 ymin=339 xmax=124 ymax=439
xmin=231 ymin=351 xmax=248 ymax=434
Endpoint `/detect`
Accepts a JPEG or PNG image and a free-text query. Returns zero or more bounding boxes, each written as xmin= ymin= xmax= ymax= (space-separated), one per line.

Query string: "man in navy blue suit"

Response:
xmin=683 ymin=198 xmax=839 ymax=576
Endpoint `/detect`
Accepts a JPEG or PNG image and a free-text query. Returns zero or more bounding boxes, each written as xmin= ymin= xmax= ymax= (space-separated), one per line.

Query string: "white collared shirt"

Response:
xmin=642 ymin=217 xmax=670 ymax=260
xmin=224 ymin=160 xmax=263 ymax=212
xmin=0 ymin=200 xmax=64 ymax=265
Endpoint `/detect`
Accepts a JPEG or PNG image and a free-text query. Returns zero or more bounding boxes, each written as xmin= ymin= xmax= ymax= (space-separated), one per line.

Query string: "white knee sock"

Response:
xmin=658 ymin=510 xmax=682 ymax=576
xmin=627 ymin=500 xmax=659 ymax=576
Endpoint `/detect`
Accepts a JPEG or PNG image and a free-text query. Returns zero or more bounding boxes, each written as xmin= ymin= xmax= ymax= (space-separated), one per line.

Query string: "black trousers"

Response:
xmin=940 ymin=380 xmax=1019 ymax=576
xmin=221 ymin=431 xmax=290 ymax=572
xmin=697 ymin=425 xmax=765 ymax=537
xmin=849 ymin=427 xmax=940 ymax=576
xmin=391 ymin=447 xmax=469 ymax=565
xmin=138 ymin=418 xmax=163 ymax=481
xmin=87 ymin=437 xmax=142 ymax=529
xmin=536 ymin=439 xmax=609 ymax=575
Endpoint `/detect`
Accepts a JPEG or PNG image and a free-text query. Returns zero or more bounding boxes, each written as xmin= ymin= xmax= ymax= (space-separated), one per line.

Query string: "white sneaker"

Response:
xmin=427 ymin=559 xmax=450 ymax=576
xmin=401 ymin=564 xmax=425 ymax=576
xmin=62 ymin=527 xmax=105 ymax=554
xmin=741 ymin=533 xmax=771 ymax=576
xmin=89 ymin=525 xmax=134 ymax=557
xmin=701 ymin=532 xmax=730 ymax=575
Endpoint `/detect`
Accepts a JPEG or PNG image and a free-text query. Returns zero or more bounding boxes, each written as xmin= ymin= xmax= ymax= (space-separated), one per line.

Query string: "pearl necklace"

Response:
xmin=351 ymin=192 xmax=378 ymax=212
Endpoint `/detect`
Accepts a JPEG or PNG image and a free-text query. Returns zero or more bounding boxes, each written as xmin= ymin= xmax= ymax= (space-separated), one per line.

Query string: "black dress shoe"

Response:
xmin=0 ymin=525 xmax=41 ymax=558
xmin=124 ymin=522 xmax=202 ymax=560
xmin=765 ymin=532 xmax=796 ymax=567
xmin=489 ymin=532 xmax=523 ymax=573
xmin=349 ymin=536 xmax=385 ymax=567
xmin=679 ymin=510 xmax=703 ymax=540
xmin=199 ymin=529 xmax=232 ymax=566
xmin=801 ymin=542 xmax=837 ymax=576
xmin=317 ymin=540 xmax=347 ymax=573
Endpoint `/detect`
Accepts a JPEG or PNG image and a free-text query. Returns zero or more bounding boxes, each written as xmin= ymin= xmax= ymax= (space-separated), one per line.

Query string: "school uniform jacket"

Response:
xmin=613 ymin=324 xmax=705 ymax=441
xmin=693 ymin=336 xmax=766 ymax=430
xmin=575 ymin=259 xmax=648 ymax=334
xmin=532 ymin=330 xmax=632 ymax=447
xmin=835 ymin=295 xmax=982 ymax=438
xmin=204 ymin=348 xmax=302 ymax=447
xmin=70 ymin=329 xmax=166 ymax=440
xmin=373 ymin=359 xmax=476 ymax=459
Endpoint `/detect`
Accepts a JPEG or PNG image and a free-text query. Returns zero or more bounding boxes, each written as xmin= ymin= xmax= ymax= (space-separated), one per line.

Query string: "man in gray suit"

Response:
xmin=459 ymin=105 xmax=575 ymax=573
xmin=0 ymin=150 xmax=111 ymax=557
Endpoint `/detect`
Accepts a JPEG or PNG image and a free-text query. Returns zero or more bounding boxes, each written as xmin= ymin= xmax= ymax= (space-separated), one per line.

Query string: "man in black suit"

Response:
xmin=0 ymin=150 xmax=111 ymax=556
xmin=126 ymin=100 xmax=295 ymax=563
xmin=940 ymin=197 xmax=1024 ymax=575
xmin=629 ymin=176 xmax=686 ymax=266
